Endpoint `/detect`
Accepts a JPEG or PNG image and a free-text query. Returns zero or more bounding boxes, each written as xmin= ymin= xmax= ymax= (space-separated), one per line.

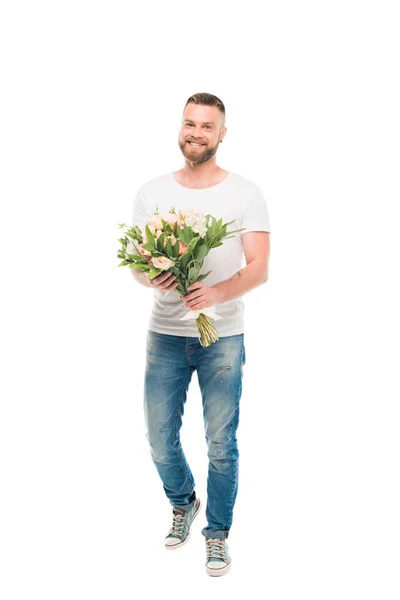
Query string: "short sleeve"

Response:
xmin=241 ymin=185 xmax=271 ymax=234
xmin=132 ymin=186 xmax=151 ymax=232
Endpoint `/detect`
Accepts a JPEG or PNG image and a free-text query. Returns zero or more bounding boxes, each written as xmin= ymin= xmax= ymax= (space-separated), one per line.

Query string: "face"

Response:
xmin=178 ymin=103 xmax=226 ymax=165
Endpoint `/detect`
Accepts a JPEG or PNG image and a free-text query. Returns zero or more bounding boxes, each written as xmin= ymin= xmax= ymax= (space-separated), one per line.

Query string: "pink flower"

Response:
xmin=137 ymin=243 xmax=152 ymax=257
xmin=151 ymin=256 xmax=175 ymax=270
xmin=147 ymin=215 xmax=163 ymax=230
xmin=163 ymin=234 xmax=176 ymax=247
xmin=179 ymin=241 xmax=188 ymax=255
xmin=163 ymin=213 xmax=179 ymax=227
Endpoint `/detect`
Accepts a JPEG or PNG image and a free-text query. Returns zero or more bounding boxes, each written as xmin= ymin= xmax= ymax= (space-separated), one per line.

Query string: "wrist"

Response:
xmin=212 ymin=283 xmax=225 ymax=304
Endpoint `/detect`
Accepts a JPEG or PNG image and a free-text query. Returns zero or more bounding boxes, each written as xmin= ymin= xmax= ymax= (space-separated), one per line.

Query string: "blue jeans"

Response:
xmin=144 ymin=329 xmax=246 ymax=540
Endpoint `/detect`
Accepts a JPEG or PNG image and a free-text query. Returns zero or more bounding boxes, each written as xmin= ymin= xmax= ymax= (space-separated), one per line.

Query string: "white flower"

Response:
xmin=151 ymin=256 xmax=175 ymax=270
xmin=185 ymin=216 xmax=196 ymax=227
xmin=126 ymin=241 xmax=137 ymax=255
xmin=192 ymin=216 xmax=208 ymax=238
xmin=192 ymin=223 xmax=208 ymax=238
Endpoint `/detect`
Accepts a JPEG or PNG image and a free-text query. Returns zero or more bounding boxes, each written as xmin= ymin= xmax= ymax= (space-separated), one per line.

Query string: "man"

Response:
xmin=131 ymin=93 xmax=271 ymax=577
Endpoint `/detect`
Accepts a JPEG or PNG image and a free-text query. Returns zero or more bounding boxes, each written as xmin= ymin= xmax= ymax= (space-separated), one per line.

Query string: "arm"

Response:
xmin=212 ymin=231 xmax=270 ymax=303
xmin=130 ymin=267 xmax=154 ymax=289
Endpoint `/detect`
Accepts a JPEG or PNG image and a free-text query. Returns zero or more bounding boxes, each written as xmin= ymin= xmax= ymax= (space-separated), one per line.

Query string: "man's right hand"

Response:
xmin=148 ymin=271 xmax=179 ymax=291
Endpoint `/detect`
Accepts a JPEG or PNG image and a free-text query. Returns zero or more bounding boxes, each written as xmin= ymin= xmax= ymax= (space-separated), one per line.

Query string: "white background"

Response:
xmin=1 ymin=0 xmax=399 ymax=597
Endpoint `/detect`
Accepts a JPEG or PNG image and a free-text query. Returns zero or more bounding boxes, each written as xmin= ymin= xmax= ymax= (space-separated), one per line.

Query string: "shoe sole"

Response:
xmin=164 ymin=498 xmax=201 ymax=550
xmin=206 ymin=560 xmax=232 ymax=577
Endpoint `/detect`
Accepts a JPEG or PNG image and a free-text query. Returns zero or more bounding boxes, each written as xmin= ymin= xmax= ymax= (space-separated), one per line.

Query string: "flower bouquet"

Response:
xmin=117 ymin=205 xmax=245 ymax=347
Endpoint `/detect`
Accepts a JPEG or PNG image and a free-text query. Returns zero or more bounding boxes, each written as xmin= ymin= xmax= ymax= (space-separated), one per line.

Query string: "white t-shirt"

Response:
xmin=132 ymin=171 xmax=271 ymax=337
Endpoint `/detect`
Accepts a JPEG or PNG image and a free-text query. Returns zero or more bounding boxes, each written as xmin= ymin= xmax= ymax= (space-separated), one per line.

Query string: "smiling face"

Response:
xmin=178 ymin=103 xmax=226 ymax=165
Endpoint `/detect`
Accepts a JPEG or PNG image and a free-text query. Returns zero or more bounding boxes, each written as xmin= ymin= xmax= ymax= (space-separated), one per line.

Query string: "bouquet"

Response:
xmin=117 ymin=205 xmax=245 ymax=347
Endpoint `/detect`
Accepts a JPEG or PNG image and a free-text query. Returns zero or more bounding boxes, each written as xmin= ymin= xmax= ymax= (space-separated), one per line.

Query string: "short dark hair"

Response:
xmin=183 ymin=93 xmax=225 ymax=127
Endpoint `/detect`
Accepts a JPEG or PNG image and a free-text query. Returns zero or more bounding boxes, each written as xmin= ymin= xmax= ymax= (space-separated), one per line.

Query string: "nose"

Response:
xmin=190 ymin=126 xmax=205 ymax=139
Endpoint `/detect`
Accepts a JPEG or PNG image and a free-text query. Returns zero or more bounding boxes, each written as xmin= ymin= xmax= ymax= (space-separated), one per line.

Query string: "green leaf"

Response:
xmin=197 ymin=270 xmax=212 ymax=281
xmin=172 ymin=238 xmax=180 ymax=258
xmin=166 ymin=237 xmax=173 ymax=258
xmin=145 ymin=225 xmax=156 ymax=248
xmin=147 ymin=268 xmax=162 ymax=279
xmin=188 ymin=235 xmax=201 ymax=249
xmin=179 ymin=253 xmax=192 ymax=273
xmin=193 ymin=242 xmax=208 ymax=262
xmin=178 ymin=226 xmax=190 ymax=246
xmin=156 ymin=232 xmax=166 ymax=253
xmin=186 ymin=258 xmax=200 ymax=273
xmin=183 ymin=223 xmax=193 ymax=243
xmin=129 ymin=263 xmax=151 ymax=270
xmin=128 ymin=254 xmax=144 ymax=261
xmin=225 ymin=227 xmax=247 ymax=235
xmin=206 ymin=219 xmax=216 ymax=243
xmin=188 ymin=267 xmax=198 ymax=284
xmin=169 ymin=266 xmax=181 ymax=277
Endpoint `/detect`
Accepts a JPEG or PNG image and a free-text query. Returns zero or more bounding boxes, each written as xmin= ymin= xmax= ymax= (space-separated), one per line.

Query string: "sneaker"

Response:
xmin=164 ymin=497 xmax=201 ymax=549
xmin=205 ymin=537 xmax=232 ymax=576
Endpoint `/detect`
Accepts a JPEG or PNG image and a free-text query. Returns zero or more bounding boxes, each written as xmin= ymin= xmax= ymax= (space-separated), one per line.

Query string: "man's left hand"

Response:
xmin=180 ymin=282 xmax=222 ymax=310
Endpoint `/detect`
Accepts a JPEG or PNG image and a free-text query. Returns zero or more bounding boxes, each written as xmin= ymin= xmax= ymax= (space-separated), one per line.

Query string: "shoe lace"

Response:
xmin=168 ymin=511 xmax=187 ymax=537
xmin=206 ymin=538 xmax=227 ymax=561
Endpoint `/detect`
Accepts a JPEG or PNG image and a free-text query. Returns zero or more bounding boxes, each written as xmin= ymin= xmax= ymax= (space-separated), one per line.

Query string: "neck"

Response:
xmin=180 ymin=161 xmax=224 ymax=182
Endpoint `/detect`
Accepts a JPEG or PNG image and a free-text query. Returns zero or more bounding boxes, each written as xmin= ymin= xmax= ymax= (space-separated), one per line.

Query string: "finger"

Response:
xmin=186 ymin=293 xmax=202 ymax=303
xmin=154 ymin=272 xmax=174 ymax=285
xmin=157 ymin=272 xmax=173 ymax=282
xmin=161 ymin=275 xmax=178 ymax=289
xmin=187 ymin=282 xmax=203 ymax=291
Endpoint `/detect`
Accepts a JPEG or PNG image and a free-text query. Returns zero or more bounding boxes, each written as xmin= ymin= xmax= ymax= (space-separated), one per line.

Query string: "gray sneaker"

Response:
xmin=205 ymin=537 xmax=232 ymax=576
xmin=164 ymin=497 xmax=201 ymax=549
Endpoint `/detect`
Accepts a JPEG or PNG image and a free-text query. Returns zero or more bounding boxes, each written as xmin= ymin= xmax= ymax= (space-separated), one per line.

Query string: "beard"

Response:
xmin=178 ymin=138 xmax=219 ymax=165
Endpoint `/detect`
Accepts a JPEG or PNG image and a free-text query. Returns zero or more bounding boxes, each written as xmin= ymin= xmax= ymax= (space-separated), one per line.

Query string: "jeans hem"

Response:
xmin=201 ymin=528 xmax=229 ymax=539
xmin=172 ymin=497 xmax=196 ymax=512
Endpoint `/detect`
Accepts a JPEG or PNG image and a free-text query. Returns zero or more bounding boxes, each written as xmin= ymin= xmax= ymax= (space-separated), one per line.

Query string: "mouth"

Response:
xmin=187 ymin=141 xmax=206 ymax=148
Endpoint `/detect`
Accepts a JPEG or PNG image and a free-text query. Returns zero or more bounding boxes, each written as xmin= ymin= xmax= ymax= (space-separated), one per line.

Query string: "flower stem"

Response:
xmin=195 ymin=313 xmax=220 ymax=347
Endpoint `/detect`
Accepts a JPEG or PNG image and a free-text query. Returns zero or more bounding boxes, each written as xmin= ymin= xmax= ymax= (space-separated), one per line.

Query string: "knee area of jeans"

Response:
xmin=146 ymin=435 xmax=173 ymax=463
xmin=149 ymin=446 xmax=173 ymax=463
xmin=206 ymin=439 xmax=237 ymax=461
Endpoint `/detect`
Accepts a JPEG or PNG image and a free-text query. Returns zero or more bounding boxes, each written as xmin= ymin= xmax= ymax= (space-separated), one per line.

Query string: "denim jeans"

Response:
xmin=144 ymin=329 xmax=246 ymax=540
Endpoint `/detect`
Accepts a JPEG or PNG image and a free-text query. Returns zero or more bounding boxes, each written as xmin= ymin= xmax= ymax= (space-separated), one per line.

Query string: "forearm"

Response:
xmin=130 ymin=268 xmax=153 ymax=288
xmin=212 ymin=261 xmax=268 ymax=303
